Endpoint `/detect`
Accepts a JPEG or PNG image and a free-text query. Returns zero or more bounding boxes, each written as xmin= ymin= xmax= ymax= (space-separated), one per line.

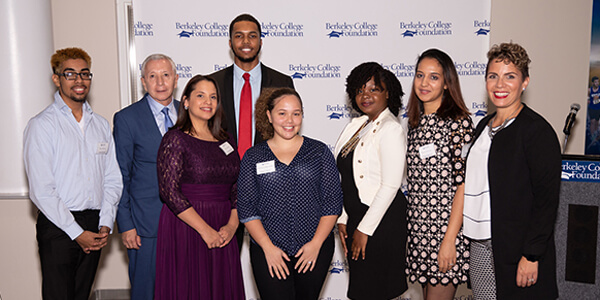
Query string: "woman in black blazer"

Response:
xmin=463 ymin=42 xmax=561 ymax=299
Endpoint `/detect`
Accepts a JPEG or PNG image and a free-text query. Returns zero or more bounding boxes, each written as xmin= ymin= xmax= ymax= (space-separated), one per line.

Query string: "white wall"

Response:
xmin=0 ymin=0 xmax=592 ymax=299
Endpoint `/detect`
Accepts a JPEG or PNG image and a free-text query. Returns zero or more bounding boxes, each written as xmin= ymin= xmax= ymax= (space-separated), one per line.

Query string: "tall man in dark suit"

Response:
xmin=113 ymin=54 xmax=179 ymax=300
xmin=210 ymin=13 xmax=295 ymax=250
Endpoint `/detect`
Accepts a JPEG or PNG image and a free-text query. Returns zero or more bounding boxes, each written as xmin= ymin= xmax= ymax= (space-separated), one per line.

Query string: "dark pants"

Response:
xmin=36 ymin=210 xmax=102 ymax=300
xmin=250 ymin=235 xmax=334 ymax=300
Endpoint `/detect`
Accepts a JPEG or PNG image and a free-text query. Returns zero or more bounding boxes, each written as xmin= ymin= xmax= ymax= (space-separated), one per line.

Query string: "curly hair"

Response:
xmin=345 ymin=62 xmax=404 ymax=117
xmin=173 ymin=75 xmax=228 ymax=141
xmin=486 ymin=42 xmax=531 ymax=78
xmin=407 ymin=48 xmax=470 ymax=128
xmin=255 ymin=87 xmax=302 ymax=140
xmin=51 ymin=47 xmax=91 ymax=74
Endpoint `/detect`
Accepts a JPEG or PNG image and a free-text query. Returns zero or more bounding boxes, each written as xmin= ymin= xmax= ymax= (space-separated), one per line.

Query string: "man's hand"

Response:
xmin=121 ymin=228 xmax=141 ymax=250
xmin=75 ymin=231 xmax=104 ymax=254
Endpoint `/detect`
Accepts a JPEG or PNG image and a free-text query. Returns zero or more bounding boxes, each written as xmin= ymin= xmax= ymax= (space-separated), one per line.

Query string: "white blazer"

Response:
xmin=334 ymin=108 xmax=407 ymax=236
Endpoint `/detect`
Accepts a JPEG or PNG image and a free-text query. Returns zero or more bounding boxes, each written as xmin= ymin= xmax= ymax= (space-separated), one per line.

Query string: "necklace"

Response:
xmin=487 ymin=104 xmax=523 ymax=140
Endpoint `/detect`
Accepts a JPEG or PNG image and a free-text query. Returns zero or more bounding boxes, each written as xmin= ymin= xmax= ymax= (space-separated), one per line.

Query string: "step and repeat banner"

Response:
xmin=127 ymin=1 xmax=490 ymax=299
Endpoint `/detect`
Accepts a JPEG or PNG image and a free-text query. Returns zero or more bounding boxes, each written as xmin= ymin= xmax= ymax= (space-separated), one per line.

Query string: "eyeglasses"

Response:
xmin=57 ymin=71 xmax=93 ymax=80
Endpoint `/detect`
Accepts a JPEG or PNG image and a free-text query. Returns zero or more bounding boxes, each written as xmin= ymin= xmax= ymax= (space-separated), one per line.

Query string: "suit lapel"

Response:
xmin=140 ymin=96 xmax=164 ymax=139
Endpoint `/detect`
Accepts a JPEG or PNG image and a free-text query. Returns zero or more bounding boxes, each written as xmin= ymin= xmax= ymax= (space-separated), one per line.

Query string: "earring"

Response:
xmin=184 ymin=106 xmax=189 ymax=110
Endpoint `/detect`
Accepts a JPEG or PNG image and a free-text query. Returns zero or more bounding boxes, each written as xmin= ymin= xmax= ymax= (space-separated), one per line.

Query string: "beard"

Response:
xmin=230 ymin=44 xmax=261 ymax=64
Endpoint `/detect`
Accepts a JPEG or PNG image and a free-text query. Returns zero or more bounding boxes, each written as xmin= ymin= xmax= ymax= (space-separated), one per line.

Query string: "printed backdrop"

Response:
xmin=127 ymin=1 xmax=491 ymax=299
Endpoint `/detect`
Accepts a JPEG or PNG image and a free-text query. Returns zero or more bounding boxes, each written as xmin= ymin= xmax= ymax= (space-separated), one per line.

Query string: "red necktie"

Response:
xmin=238 ymin=73 xmax=252 ymax=157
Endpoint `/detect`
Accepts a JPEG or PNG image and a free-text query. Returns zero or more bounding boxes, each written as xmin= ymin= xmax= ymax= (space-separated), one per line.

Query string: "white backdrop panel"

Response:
xmin=128 ymin=1 xmax=490 ymax=299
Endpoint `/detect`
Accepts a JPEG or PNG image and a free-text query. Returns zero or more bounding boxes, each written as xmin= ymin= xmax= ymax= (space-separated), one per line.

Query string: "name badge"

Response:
xmin=418 ymin=143 xmax=436 ymax=159
xmin=256 ymin=160 xmax=276 ymax=175
xmin=97 ymin=142 xmax=109 ymax=154
xmin=219 ymin=141 xmax=234 ymax=156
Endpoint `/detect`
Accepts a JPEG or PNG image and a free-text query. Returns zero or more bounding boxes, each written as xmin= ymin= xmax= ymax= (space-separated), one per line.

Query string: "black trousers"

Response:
xmin=249 ymin=234 xmax=334 ymax=300
xmin=36 ymin=210 xmax=102 ymax=300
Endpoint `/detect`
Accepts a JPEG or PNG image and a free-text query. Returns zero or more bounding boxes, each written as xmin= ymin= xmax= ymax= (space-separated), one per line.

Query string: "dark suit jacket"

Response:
xmin=210 ymin=63 xmax=295 ymax=145
xmin=113 ymin=95 xmax=180 ymax=237
xmin=469 ymin=104 xmax=560 ymax=299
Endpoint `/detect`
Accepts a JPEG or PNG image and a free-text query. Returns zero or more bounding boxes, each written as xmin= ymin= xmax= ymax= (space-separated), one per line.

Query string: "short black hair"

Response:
xmin=345 ymin=62 xmax=404 ymax=117
xmin=229 ymin=13 xmax=261 ymax=38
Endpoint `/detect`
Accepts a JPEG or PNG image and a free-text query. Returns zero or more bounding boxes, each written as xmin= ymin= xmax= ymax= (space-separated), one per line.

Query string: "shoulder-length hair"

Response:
xmin=255 ymin=87 xmax=303 ymax=140
xmin=345 ymin=62 xmax=404 ymax=117
xmin=172 ymin=75 xmax=229 ymax=141
xmin=407 ymin=48 xmax=470 ymax=128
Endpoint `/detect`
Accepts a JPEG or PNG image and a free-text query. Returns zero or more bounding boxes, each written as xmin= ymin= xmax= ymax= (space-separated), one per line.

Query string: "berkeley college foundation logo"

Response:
xmin=326 ymin=104 xmax=358 ymax=120
xmin=562 ymin=160 xmax=600 ymax=182
xmin=455 ymin=60 xmax=487 ymax=76
xmin=381 ymin=62 xmax=416 ymax=78
xmin=325 ymin=22 xmax=378 ymax=38
xmin=175 ymin=21 xmax=228 ymax=38
xmin=289 ymin=64 xmax=342 ymax=79
xmin=261 ymin=22 xmax=304 ymax=37
xmin=399 ymin=20 xmax=452 ymax=37
xmin=134 ymin=21 xmax=154 ymax=36
xmin=176 ymin=64 xmax=193 ymax=79
xmin=474 ymin=20 xmax=491 ymax=36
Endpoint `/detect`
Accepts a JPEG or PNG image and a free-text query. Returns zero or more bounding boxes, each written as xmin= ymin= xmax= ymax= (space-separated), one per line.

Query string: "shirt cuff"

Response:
xmin=64 ymin=222 xmax=85 ymax=240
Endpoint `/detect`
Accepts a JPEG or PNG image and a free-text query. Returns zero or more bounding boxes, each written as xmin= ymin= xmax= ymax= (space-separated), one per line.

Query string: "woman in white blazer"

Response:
xmin=335 ymin=62 xmax=408 ymax=300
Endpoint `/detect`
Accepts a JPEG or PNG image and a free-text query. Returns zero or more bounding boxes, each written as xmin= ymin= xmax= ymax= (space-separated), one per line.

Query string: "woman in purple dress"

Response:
xmin=155 ymin=75 xmax=245 ymax=299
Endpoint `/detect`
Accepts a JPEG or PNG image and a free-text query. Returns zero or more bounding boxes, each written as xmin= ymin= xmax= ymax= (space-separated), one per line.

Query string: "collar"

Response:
xmin=146 ymin=93 xmax=176 ymax=117
xmin=233 ymin=62 xmax=262 ymax=80
xmin=54 ymin=91 xmax=93 ymax=116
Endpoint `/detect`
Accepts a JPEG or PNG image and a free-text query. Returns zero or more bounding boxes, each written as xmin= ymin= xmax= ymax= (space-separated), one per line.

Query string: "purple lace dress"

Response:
xmin=155 ymin=128 xmax=245 ymax=300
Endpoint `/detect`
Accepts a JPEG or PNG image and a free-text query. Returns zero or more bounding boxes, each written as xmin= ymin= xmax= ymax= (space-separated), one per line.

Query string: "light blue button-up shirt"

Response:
xmin=23 ymin=91 xmax=123 ymax=240
xmin=146 ymin=94 xmax=177 ymax=136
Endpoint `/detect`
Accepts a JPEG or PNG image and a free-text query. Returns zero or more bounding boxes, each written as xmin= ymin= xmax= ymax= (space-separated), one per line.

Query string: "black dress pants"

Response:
xmin=250 ymin=234 xmax=334 ymax=300
xmin=36 ymin=210 xmax=102 ymax=300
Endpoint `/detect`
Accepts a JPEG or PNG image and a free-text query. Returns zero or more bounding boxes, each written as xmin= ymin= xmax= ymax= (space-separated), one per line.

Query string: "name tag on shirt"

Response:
xmin=256 ymin=160 xmax=276 ymax=175
xmin=219 ymin=142 xmax=234 ymax=156
xmin=97 ymin=142 xmax=109 ymax=154
xmin=418 ymin=143 xmax=436 ymax=159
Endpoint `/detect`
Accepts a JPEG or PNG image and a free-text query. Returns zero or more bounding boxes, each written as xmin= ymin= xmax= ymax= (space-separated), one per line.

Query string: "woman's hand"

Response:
xmin=351 ymin=229 xmax=368 ymax=260
xmin=438 ymin=237 xmax=457 ymax=273
xmin=199 ymin=227 xmax=224 ymax=249
xmin=337 ymin=224 xmax=348 ymax=255
xmin=217 ymin=223 xmax=237 ymax=247
xmin=294 ymin=240 xmax=321 ymax=273
xmin=263 ymin=244 xmax=291 ymax=279
xmin=516 ymin=256 xmax=538 ymax=287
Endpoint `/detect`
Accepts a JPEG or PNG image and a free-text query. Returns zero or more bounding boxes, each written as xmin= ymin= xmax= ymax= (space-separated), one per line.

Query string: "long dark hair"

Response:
xmin=172 ymin=75 xmax=228 ymax=141
xmin=345 ymin=62 xmax=404 ymax=117
xmin=407 ymin=49 xmax=470 ymax=128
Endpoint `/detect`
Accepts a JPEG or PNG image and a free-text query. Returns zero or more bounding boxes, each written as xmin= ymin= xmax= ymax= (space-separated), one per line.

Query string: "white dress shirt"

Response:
xmin=23 ymin=91 xmax=123 ymax=240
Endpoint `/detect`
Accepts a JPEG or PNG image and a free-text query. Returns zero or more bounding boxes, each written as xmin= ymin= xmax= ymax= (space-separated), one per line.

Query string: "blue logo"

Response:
xmin=212 ymin=64 xmax=229 ymax=72
xmin=327 ymin=31 xmax=343 ymax=38
xmin=401 ymin=112 xmax=408 ymax=118
xmin=329 ymin=259 xmax=349 ymax=274
xmin=134 ymin=21 xmax=154 ymax=37
xmin=474 ymin=110 xmax=487 ymax=117
xmin=178 ymin=30 xmax=193 ymax=38
xmin=291 ymin=72 xmax=307 ymax=79
xmin=475 ymin=28 xmax=490 ymax=35
xmin=289 ymin=63 xmax=341 ymax=79
xmin=562 ymin=160 xmax=600 ymax=182
xmin=325 ymin=22 xmax=378 ymax=38
xmin=327 ymin=112 xmax=344 ymax=119
xmin=455 ymin=60 xmax=486 ymax=76
xmin=175 ymin=22 xmax=228 ymax=38
xmin=326 ymin=104 xmax=358 ymax=120
xmin=399 ymin=21 xmax=453 ymax=37
xmin=401 ymin=30 xmax=417 ymax=37
xmin=261 ymin=22 xmax=304 ymax=37
xmin=381 ymin=62 xmax=416 ymax=78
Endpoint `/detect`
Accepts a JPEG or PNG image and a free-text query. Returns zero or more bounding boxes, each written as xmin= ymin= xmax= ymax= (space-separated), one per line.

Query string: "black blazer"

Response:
xmin=469 ymin=104 xmax=560 ymax=299
xmin=209 ymin=64 xmax=295 ymax=145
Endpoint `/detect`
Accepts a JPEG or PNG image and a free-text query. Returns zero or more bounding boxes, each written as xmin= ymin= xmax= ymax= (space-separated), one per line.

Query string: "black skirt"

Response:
xmin=337 ymin=150 xmax=407 ymax=300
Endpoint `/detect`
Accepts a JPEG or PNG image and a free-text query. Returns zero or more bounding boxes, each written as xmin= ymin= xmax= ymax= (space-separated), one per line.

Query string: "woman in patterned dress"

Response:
xmin=405 ymin=49 xmax=472 ymax=300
